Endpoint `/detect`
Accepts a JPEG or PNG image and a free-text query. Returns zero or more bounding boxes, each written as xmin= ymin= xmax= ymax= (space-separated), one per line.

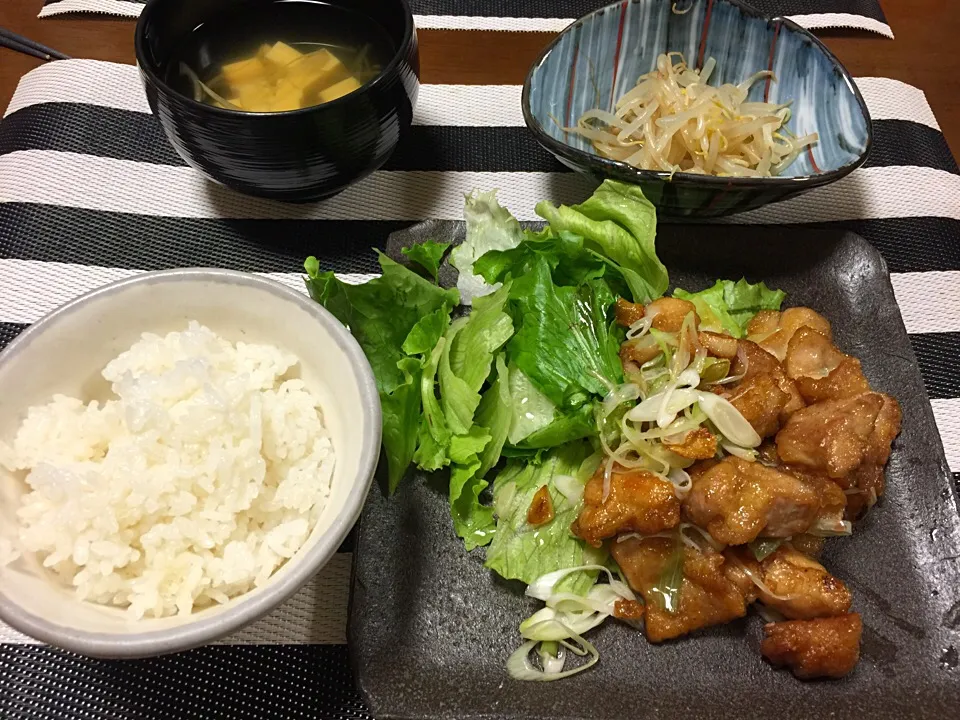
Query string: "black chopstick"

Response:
xmin=0 ymin=28 xmax=70 ymax=61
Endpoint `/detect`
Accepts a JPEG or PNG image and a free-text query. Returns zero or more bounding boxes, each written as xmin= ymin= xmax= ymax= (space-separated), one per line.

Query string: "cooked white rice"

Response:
xmin=0 ymin=322 xmax=335 ymax=619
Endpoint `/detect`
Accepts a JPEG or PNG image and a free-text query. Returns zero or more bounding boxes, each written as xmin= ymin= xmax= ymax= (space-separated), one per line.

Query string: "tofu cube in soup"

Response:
xmin=289 ymin=49 xmax=351 ymax=92
xmin=222 ymin=56 xmax=267 ymax=86
xmin=318 ymin=76 xmax=362 ymax=103
xmin=261 ymin=40 xmax=302 ymax=68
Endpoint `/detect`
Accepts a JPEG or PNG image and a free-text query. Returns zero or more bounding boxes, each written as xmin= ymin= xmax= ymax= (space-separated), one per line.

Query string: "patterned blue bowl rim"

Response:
xmin=521 ymin=0 xmax=873 ymax=189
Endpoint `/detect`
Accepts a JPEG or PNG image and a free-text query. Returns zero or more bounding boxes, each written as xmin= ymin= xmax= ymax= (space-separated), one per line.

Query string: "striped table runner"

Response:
xmin=38 ymin=0 xmax=894 ymax=36
xmin=1 ymin=58 xmax=958 ymax=717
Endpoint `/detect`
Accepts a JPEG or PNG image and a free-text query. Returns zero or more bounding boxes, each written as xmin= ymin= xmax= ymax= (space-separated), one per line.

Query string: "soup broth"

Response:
xmin=165 ymin=0 xmax=395 ymax=113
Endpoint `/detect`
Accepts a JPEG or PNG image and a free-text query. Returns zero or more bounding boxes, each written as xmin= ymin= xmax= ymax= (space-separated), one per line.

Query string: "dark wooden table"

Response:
xmin=1 ymin=0 xmax=958 ymax=156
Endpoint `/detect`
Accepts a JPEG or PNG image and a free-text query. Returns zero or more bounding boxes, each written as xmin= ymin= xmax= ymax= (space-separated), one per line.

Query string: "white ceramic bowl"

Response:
xmin=0 ymin=269 xmax=381 ymax=658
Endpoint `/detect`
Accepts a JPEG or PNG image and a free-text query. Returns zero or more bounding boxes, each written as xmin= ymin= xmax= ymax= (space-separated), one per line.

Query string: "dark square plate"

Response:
xmin=349 ymin=224 xmax=960 ymax=720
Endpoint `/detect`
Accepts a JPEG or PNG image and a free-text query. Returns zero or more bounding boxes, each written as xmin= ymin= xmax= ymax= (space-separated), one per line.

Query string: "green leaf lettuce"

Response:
xmin=305 ymin=253 xmax=458 ymax=491
xmin=673 ymin=278 xmax=786 ymax=338
xmin=485 ymin=442 xmax=604 ymax=594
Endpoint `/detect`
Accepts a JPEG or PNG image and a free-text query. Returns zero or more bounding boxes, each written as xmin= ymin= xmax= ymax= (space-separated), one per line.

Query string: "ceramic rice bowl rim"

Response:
xmin=521 ymin=0 xmax=873 ymax=191
xmin=0 ymin=268 xmax=381 ymax=658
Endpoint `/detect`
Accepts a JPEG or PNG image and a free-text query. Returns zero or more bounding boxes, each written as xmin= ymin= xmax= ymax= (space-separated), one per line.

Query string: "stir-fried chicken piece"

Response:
xmin=783 ymin=326 xmax=846 ymax=380
xmin=752 ymin=442 xmax=848 ymax=530
xmin=746 ymin=309 xmax=780 ymax=337
xmin=620 ymin=298 xmax=702 ymax=369
xmin=715 ymin=341 xmax=805 ymax=435
xmin=698 ymin=331 xmax=738 ymax=359
xmin=788 ymin=533 xmax=826 ymax=557
xmin=756 ymin=440 xmax=780 ymax=466
xmin=726 ymin=546 xmax=852 ymax=619
xmin=526 ymin=485 xmax=555 ymax=526
xmin=735 ymin=337 xmax=781 ymax=377
xmin=721 ymin=372 xmax=789 ymax=438
xmin=647 ymin=297 xmax=699 ymax=333
xmin=761 ymin=614 xmax=862 ymax=679
xmin=841 ymin=463 xmax=885 ymax=520
xmin=663 ymin=427 xmax=718 ymax=460
xmin=865 ymin=393 xmax=901 ymax=466
xmin=687 ymin=458 xmax=718 ymax=483
xmin=784 ymin=327 xmax=871 ymax=403
xmin=747 ymin=307 xmax=833 ymax=362
xmin=620 ymin=338 xmax=660 ymax=368
xmin=794 ymin=358 xmax=871 ymax=405
xmin=611 ymin=536 xmax=747 ymax=642
xmin=571 ymin=468 xmax=680 ymax=547
xmin=683 ymin=457 xmax=820 ymax=544
xmin=614 ymin=298 xmax=645 ymax=328
xmin=776 ymin=394 xmax=887 ymax=478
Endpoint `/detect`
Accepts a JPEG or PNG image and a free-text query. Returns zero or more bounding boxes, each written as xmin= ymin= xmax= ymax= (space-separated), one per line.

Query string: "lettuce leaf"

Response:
xmin=449 ymin=426 xmax=496 ymax=549
xmin=429 ymin=289 xmax=513 ymax=549
xmin=378 ymin=357 xmax=422 ymax=493
xmin=475 ymin=228 xmax=655 ymax=306
xmin=401 ymin=240 xmax=450 ymax=283
xmin=474 ymin=355 xmax=512 ymax=478
xmin=439 ymin=285 xmax=513 ymax=434
xmin=485 ymin=442 xmax=603 ymax=594
xmin=413 ymin=335 xmax=452 ymax=472
xmin=402 ymin=307 xmax=451 ymax=356
xmin=506 ymin=365 xmax=556 ymax=444
xmin=673 ymin=278 xmax=786 ymax=338
xmin=306 ymin=252 xmax=458 ymax=393
xmin=450 ymin=189 xmax=525 ymax=305
xmin=535 ymin=180 xmax=666 ymax=303
xmin=510 ymin=403 xmax=596 ymax=450
xmin=506 ymin=257 xmax=622 ymax=409
xmin=305 ymin=253 xmax=458 ymax=491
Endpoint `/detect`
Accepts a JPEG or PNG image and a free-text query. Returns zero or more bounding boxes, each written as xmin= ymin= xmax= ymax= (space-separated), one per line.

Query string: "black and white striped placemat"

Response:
xmin=1 ymin=57 xmax=958 ymax=717
xmin=38 ymin=0 xmax=894 ymax=37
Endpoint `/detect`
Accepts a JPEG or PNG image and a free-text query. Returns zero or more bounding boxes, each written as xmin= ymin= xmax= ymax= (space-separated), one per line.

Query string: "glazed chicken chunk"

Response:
xmin=713 ymin=340 xmax=804 ymax=437
xmin=611 ymin=536 xmax=747 ymax=642
xmin=784 ymin=326 xmax=871 ymax=403
xmin=725 ymin=546 xmax=852 ymax=619
xmin=747 ymin=307 xmax=833 ymax=362
xmin=761 ymin=614 xmax=863 ymax=679
xmin=571 ymin=468 xmax=680 ymax=547
xmin=776 ymin=393 xmax=899 ymax=479
xmin=683 ymin=457 xmax=821 ymax=544
xmin=596 ymin=303 xmax=894 ymax=681
xmin=756 ymin=442 xmax=849 ymax=531
xmin=646 ymin=297 xmax=699 ymax=333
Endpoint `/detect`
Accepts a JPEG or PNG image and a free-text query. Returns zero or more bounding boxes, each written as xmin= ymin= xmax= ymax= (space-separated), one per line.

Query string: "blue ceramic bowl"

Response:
xmin=523 ymin=0 xmax=871 ymax=218
xmin=135 ymin=0 xmax=419 ymax=203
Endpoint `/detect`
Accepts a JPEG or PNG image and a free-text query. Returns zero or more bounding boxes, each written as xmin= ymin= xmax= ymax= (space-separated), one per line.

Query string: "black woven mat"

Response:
xmin=1 ymin=58 xmax=958 ymax=719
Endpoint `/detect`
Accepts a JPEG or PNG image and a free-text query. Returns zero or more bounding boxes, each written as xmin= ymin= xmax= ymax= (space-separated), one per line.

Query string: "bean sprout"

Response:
xmin=569 ymin=53 xmax=818 ymax=177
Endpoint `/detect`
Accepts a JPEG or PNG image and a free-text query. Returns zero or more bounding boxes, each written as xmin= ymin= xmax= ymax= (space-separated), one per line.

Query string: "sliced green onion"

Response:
xmin=179 ymin=63 xmax=240 ymax=109
xmin=720 ymin=441 xmax=758 ymax=461
xmin=627 ymin=387 xmax=699 ymax=424
xmin=520 ymin=608 xmax=606 ymax=640
xmin=697 ymin=392 xmax=761 ymax=447
xmin=526 ymin=564 xmax=624 ymax=601
xmin=507 ymin=629 xmax=600 ymax=681
xmin=808 ymin=517 xmax=853 ymax=537
xmin=650 ymin=534 xmax=684 ymax=613
xmin=538 ymin=641 xmax=566 ymax=674
xmin=749 ymin=538 xmax=783 ymax=561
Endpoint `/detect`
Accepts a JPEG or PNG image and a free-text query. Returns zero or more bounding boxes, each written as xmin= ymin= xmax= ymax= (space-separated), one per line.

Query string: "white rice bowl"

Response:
xmin=0 ymin=322 xmax=335 ymax=619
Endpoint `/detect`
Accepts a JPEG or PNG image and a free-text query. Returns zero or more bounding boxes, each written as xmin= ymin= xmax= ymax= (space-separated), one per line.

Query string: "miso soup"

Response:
xmin=165 ymin=0 xmax=395 ymax=112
